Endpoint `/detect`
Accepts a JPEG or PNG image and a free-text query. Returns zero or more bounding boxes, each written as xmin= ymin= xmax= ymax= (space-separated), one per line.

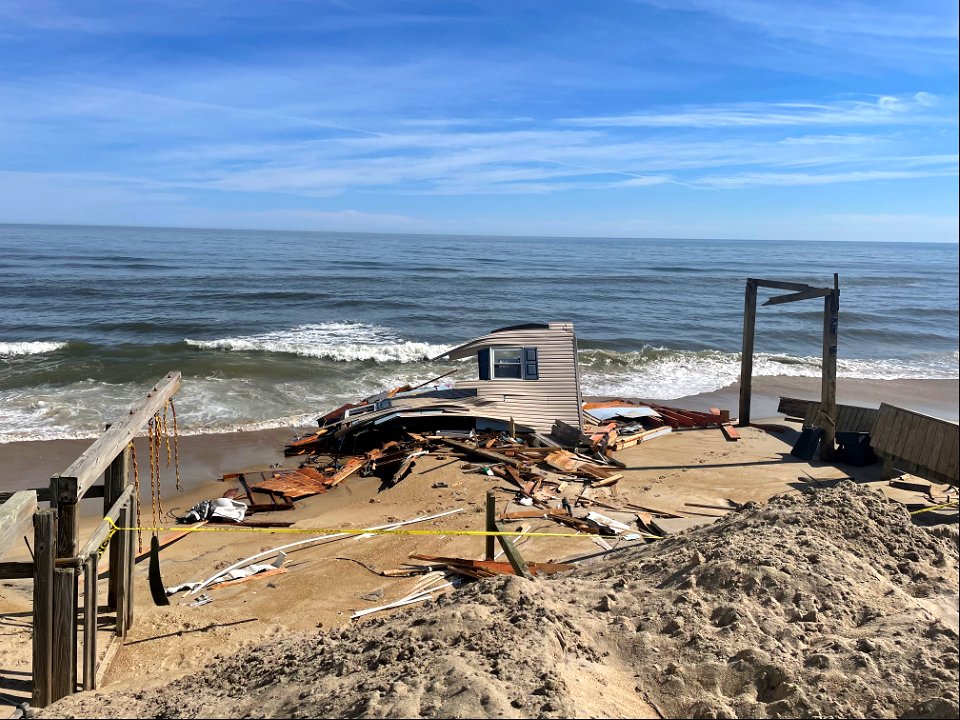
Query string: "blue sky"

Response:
xmin=0 ymin=0 xmax=957 ymax=241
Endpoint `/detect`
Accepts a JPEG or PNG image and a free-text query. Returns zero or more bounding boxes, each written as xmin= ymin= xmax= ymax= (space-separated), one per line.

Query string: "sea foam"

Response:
xmin=185 ymin=322 xmax=450 ymax=363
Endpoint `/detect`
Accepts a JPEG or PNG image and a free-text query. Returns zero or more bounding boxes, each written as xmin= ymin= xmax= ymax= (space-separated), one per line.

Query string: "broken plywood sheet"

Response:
xmin=250 ymin=467 xmax=330 ymax=500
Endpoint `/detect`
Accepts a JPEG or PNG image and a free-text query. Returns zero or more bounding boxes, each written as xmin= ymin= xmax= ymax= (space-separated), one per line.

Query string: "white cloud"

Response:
xmin=559 ymin=93 xmax=946 ymax=129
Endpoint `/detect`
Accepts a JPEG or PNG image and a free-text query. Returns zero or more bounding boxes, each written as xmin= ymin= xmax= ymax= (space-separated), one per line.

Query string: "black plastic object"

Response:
xmin=148 ymin=535 xmax=171 ymax=606
xmin=791 ymin=426 xmax=823 ymax=461
xmin=836 ymin=431 xmax=877 ymax=466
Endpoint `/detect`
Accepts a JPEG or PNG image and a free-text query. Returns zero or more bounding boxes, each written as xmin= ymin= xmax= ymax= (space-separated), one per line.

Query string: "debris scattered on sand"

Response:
xmin=42 ymin=483 xmax=960 ymax=719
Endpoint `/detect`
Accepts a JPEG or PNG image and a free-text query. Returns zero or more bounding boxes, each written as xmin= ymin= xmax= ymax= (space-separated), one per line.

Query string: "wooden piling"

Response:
xmin=104 ymin=433 xmax=130 ymax=610
xmin=32 ymin=510 xmax=56 ymax=708
xmin=485 ymin=491 xmax=496 ymax=561
xmin=82 ymin=555 xmax=97 ymax=691
xmin=738 ymin=279 xmax=757 ymax=426
xmin=51 ymin=568 xmax=75 ymax=700
xmin=820 ymin=276 xmax=840 ymax=461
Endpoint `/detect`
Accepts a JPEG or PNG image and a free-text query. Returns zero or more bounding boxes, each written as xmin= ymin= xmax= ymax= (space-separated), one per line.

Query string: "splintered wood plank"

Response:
xmin=720 ymin=424 xmax=741 ymax=441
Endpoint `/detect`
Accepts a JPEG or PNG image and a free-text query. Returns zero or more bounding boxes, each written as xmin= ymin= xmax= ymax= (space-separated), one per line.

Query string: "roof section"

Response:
xmin=491 ymin=323 xmax=549 ymax=333
xmin=433 ymin=321 xmax=574 ymax=362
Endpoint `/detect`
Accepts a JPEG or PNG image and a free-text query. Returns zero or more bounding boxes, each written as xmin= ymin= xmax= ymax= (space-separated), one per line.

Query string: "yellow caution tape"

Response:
xmin=103 ymin=517 xmax=660 ymax=541
xmin=910 ymin=501 xmax=959 ymax=515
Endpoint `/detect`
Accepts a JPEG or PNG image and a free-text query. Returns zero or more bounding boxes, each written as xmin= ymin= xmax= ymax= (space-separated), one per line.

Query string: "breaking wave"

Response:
xmin=578 ymin=346 xmax=959 ymax=399
xmin=0 ymin=340 xmax=68 ymax=356
xmin=2 ymin=338 xmax=956 ymax=443
xmin=184 ymin=322 xmax=450 ymax=363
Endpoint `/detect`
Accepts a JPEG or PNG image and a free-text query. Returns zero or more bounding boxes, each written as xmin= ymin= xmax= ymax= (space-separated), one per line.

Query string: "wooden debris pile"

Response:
xmin=583 ymin=399 xmax=740 ymax=452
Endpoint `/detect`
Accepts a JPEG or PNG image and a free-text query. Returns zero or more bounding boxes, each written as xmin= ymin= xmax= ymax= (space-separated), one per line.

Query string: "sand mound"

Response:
xmin=45 ymin=483 xmax=959 ymax=719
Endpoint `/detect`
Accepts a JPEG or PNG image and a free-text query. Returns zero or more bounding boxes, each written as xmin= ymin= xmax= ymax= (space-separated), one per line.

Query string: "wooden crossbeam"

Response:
xmin=750 ymin=279 xmax=814 ymax=291
xmin=763 ymin=287 xmax=833 ymax=306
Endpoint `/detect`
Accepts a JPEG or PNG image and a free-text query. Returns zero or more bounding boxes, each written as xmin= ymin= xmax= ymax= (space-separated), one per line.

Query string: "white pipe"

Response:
xmin=351 ymin=581 xmax=454 ymax=619
xmin=188 ymin=508 xmax=463 ymax=595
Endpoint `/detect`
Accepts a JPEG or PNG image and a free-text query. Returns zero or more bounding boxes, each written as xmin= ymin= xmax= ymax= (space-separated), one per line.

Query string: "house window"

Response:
xmin=493 ymin=348 xmax=523 ymax=379
xmin=478 ymin=346 xmax=539 ymax=380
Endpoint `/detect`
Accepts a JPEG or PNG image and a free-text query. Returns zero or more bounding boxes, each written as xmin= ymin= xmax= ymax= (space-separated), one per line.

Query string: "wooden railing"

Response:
xmin=0 ymin=371 xmax=180 ymax=707
xmin=777 ymin=396 xmax=879 ymax=434
xmin=872 ymin=403 xmax=959 ymax=487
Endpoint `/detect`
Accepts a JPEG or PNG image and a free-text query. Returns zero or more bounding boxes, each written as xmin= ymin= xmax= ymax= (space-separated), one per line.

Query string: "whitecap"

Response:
xmin=185 ymin=322 xmax=450 ymax=363
xmin=0 ymin=340 xmax=68 ymax=357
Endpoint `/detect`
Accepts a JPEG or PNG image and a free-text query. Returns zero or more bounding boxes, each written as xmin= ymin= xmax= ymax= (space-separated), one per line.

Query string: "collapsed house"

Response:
xmin=289 ymin=322 xmax=584 ymax=455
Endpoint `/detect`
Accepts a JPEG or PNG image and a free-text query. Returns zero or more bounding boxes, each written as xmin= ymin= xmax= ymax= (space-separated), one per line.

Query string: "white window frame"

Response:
xmin=491 ymin=346 xmax=524 ymax=380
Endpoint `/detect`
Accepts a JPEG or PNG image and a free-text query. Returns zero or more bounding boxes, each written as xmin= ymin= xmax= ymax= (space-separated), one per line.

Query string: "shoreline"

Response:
xmin=1 ymin=375 xmax=955 ymax=498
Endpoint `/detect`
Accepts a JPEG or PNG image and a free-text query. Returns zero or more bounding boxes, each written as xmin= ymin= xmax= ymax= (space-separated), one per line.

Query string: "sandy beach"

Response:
xmin=2 ymin=375 xmax=956 ymax=495
xmin=0 ymin=374 xmax=957 ymax=717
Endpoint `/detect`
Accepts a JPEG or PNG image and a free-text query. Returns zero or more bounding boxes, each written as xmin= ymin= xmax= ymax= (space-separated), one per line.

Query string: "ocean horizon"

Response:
xmin=1 ymin=223 xmax=957 ymax=443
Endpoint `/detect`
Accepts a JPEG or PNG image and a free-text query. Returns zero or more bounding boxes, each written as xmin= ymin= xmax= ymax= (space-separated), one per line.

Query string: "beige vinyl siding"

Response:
xmin=451 ymin=322 xmax=582 ymax=434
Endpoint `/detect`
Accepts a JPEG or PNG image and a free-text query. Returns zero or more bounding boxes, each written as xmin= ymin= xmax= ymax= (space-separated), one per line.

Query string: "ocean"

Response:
xmin=1 ymin=224 xmax=957 ymax=443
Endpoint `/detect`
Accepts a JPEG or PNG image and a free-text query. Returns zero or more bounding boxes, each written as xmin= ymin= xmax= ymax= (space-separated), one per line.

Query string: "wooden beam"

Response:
xmin=103 ymin=446 xmax=129 ymax=610
xmin=116 ymin=501 xmax=135 ymax=638
xmin=820 ymin=277 xmax=839 ymax=461
xmin=738 ymin=279 xmax=757 ymax=426
xmin=78 ymin=485 xmax=133 ymax=560
xmin=0 ymin=561 xmax=34 ymax=579
xmin=82 ymin=555 xmax=97 ymax=691
xmin=749 ymin=278 xmax=814 ymax=291
xmin=762 ymin=287 xmax=833 ymax=306
xmin=435 ymin=437 xmax=525 ymax=468
xmin=493 ymin=521 xmax=535 ymax=580
xmin=0 ymin=490 xmax=38 ymax=557
xmin=50 ymin=568 xmax=75 ymax=701
xmin=0 ymin=486 xmax=104 ymax=505
xmin=485 ymin=491 xmax=496 ymax=561
xmin=32 ymin=510 xmax=56 ymax=708
xmin=53 ymin=371 xmax=181 ymax=502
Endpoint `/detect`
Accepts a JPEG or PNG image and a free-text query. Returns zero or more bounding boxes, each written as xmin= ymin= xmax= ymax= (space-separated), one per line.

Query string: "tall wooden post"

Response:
xmin=738 ymin=279 xmax=758 ymax=426
xmin=82 ymin=555 xmax=97 ymax=691
xmin=485 ymin=491 xmax=496 ymax=561
xmin=103 ymin=444 xmax=130 ymax=610
xmin=115 ymin=499 xmax=136 ymax=637
xmin=32 ymin=510 xmax=56 ymax=708
xmin=820 ymin=274 xmax=840 ymax=460
xmin=50 ymin=475 xmax=79 ymax=700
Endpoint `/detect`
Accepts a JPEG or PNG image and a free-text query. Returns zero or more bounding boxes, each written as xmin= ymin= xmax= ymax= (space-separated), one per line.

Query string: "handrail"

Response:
xmin=78 ymin=485 xmax=134 ymax=560
xmin=52 ymin=371 xmax=181 ymax=502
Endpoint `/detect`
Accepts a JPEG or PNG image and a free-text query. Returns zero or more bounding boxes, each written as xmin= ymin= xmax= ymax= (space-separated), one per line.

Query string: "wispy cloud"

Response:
xmin=695 ymin=167 xmax=958 ymax=189
xmin=0 ymin=2 xmax=956 ymax=239
xmin=560 ymin=93 xmax=944 ymax=129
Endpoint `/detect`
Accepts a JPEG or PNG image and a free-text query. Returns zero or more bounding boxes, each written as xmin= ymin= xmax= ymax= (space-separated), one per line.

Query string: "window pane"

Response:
xmin=494 ymin=364 xmax=522 ymax=379
xmin=493 ymin=348 xmax=521 ymax=362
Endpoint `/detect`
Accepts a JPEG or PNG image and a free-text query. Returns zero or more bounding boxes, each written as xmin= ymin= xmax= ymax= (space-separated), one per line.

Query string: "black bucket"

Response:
xmin=836 ymin=431 xmax=877 ymax=466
